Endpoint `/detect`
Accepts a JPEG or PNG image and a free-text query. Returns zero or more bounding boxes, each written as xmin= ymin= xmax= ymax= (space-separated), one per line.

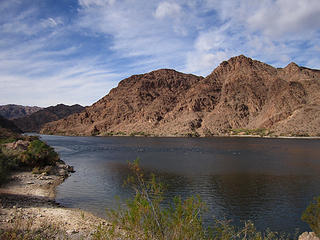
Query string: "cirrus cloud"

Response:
xmin=0 ymin=0 xmax=319 ymax=106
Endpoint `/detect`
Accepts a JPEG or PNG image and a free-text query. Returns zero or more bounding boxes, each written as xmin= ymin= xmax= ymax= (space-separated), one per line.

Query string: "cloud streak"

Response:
xmin=0 ymin=0 xmax=319 ymax=106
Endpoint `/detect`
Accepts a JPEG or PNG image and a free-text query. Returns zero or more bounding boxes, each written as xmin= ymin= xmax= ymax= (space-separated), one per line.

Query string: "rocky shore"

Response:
xmin=0 ymin=166 xmax=107 ymax=239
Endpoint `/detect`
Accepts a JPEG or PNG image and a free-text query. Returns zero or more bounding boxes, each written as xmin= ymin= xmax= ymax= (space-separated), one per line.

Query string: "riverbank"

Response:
xmin=40 ymin=131 xmax=320 ymax=140
xmin=0 ymin=170 xmax=107 ymax=239
xmin=1 ymin=165 xmax=319 ymax=239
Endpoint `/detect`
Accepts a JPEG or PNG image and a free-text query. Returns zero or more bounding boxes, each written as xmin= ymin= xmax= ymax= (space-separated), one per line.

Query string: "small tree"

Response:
xmin=95 ymin=158 xmax=206 ymax=240
xmin=302 ymin=196 xmax=320 ymax=237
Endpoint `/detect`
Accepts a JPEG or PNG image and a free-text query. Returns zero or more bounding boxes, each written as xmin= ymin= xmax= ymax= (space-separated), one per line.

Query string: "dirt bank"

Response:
xmin=0 ymin=171 xmax=107 ymax=239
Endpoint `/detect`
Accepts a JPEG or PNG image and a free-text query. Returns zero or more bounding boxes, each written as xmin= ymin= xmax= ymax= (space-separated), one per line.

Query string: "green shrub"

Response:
xmin=0 ymin=137 xmax=18 ymax=145
xmin=19 ymin=140 xmax=59 ymax=168
xmin=115 ymin=131 xmax=126 ymax=136
xmin=100 ymin=132 xmax=114 ymax=136
xmin=186 ymin=132 xmax=200 ymax=137
xmin=0 ymin=149 xmax=19 ymax=185
xmin=302 ymin=196 xmax=320 ymax=237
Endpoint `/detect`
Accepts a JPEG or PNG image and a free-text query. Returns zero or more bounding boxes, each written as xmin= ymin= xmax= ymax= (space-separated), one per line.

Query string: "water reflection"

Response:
xmin=40 ymin=135 xmax=320 ymax=234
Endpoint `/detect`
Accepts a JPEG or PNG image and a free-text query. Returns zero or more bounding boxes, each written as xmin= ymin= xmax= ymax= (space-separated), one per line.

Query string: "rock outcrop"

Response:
xmin=13 ymin=104 xmax=85 ymax=133
xmin=0 ymin=104 xmax=42 ymax=120
xmin=299 ymin=232 xmax=320 ymax=240
xmin=41 ymin=55 xmax=320 ymax=137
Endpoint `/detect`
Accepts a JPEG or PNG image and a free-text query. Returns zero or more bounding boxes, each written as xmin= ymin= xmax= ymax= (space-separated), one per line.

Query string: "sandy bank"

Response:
xmin=0 ymin=171 xmax=107 ymax=239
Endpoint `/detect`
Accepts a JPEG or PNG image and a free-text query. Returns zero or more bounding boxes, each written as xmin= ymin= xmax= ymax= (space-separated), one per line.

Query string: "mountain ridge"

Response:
xmin=40 ymin=55 xmax=320 ymax=137
xmin=13 ymin=104 xmax=85 ymax=133
xmin=0 ymin=104 xmax=42 ymax=120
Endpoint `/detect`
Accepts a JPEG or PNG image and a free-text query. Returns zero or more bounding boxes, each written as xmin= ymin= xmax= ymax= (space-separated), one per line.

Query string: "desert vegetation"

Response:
xmin=0 ymin=134 xmax=61 ymax=185
xmin=301 ymin=196 xmax=320 ymax=237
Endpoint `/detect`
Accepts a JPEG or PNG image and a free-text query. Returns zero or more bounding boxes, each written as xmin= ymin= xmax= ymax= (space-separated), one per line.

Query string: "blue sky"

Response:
xmin=1 ymin=0 xmax=320 ymax=107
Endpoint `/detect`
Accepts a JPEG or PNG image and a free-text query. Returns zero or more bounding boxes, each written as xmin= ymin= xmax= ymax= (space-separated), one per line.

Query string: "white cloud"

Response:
xmin=185 ymin=51 xmax=228 ymax=76
xmin=247 ymin=0 xmax=320 ymax=37
xmin=77 ymin=0 xmax=196 ymax=73
xmin=78 ymin=0 xmax=116 ymax=7
xmin=1 ymin=0 xmax=320 ymax=107
xmin=41 ymin=17 xmax=63 ymax=28
xmin=0 ymin=1 xmax=120 ymax=107
xmin=154 ymin=1 xmax=181 ymax=19
xmin=183 ymin=0 xmax=320 ymax=73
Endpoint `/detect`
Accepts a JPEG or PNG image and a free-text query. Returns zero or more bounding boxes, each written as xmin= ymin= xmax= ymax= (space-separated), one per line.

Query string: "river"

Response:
xmin=40 ymin=134 xmax=320 ymax=234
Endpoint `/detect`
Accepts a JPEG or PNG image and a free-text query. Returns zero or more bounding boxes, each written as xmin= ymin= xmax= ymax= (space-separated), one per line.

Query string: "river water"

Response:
xmin=40 ymin=135 xmax=320 ymax=234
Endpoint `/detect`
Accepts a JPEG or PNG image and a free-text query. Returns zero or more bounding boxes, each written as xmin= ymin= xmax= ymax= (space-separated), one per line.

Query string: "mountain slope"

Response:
xmin=0 ymin=115 xmax=22 ymax=138
xmin=0 ymin=104 xmax=42 ymax=120
xmin=14 ymin=104 xmax=85 ymax=133
xmin=40 ymin=56 xmax=320 ymax=137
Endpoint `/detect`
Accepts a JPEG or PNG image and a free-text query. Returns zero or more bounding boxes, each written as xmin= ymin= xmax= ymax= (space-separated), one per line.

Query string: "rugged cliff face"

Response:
xmin=0 ymin=105 xmax=42 ymax=120
xmin=13 ymin=104 xmax=85 ymax=133
xmin=40 ymin=55 xmax=320 ymax=137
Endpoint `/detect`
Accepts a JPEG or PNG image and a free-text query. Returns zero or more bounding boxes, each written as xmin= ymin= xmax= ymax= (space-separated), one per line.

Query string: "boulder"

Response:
xmin=5 ymin=140 xmax=29 ymax=150
xmin=299 ymin=232 xmax=320 ymax=240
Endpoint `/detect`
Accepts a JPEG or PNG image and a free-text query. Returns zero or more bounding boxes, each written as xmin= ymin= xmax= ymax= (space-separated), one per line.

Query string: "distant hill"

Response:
xmin=13 ymin=104 xmax=85 ymax=133
xmin=41 ymin=55 xmax=320 ymax=137
xmin=0 ymin=104 xmax=42 ymax=120
xmin=0 ymin=115 xmax=22 ymax=138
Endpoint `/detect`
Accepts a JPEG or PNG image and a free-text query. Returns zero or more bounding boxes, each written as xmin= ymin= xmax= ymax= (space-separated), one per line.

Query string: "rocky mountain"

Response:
xmin=0 ymin=115 xmax=22 ymax=138
xmin=40 ymin=55 xmax=320 ymax=137
xmin=0 ymin=104 xmax=42 ymax=120
xmin=14 ymin=104 xmax=85 ymax=133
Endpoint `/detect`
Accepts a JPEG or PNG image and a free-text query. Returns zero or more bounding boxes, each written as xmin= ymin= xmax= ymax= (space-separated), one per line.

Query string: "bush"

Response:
xmin=0 ymin=149 xmax=19 ymax=185
xmin=19 ymin=140 xmax=59 ymax=168
xmin=302 ymin=196 xmax=320 ymax=237
xmin=186 ymin=132 xmax=200 ymax=137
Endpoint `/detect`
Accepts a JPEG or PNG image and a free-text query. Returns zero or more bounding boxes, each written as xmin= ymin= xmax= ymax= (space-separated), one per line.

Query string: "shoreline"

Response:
xmin=0 ymin=169 xmax=107 ymax=239
xmin=1 ymin=160 xmax=318 ymax=239
xmin=40 ymin=132 xmax=320 ymax=140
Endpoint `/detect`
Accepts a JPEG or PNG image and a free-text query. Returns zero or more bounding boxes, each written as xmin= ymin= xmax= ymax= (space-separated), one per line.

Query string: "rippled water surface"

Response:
xmin=40 ymin=135 xmax=320 ymax=234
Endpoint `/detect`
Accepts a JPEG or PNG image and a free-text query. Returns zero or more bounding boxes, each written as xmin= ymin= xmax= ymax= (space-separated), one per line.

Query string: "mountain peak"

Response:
xmin=285 ymin=62 xmax=300 ymax=69
xmin=40 ymin=56 xmax=320 ymax=137
xmin=208 ymin=55 xmax=257 ymax=78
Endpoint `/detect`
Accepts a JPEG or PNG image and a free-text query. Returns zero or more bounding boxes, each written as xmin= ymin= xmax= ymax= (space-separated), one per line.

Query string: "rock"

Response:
xmin=299 ymin=232 xmax=320 ymax=240
xmin=5 ymin=140 xmax=29 ymax=150
xmin=58 ymin=169 xmax=68 ymax=177
xmin=66 ymin=229 xmax=79 ymax=235
xmin=40 ymin=55 xmax=320 ymax=137
xmin=67 ymin=165 xmax=75 ymax=173
xmin=56 ymin=163 xmax=66 ymax=169
xmin=40 ymin=176 xmax=53 ymax=180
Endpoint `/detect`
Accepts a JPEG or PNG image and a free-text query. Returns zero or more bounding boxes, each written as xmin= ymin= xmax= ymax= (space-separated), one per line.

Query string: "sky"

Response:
xmin=0 ymin=0 xmax=320 ymax=107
